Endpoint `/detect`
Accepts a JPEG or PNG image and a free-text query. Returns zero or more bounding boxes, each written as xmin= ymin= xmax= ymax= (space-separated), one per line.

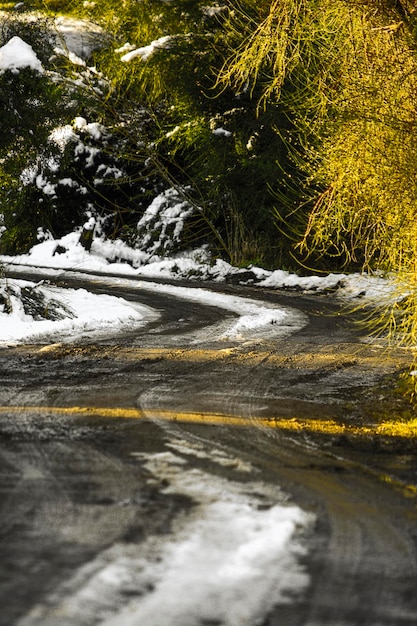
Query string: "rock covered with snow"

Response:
xmin=0 ymin=12 xmax=108 ymax=67
xmin=0 ymin=35 xmax=43 ymax=74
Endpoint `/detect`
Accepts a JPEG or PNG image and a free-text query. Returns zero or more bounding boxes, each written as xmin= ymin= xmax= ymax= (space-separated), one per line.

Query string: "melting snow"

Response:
xmin=100 ymin=448 xmax=311 ymax=626
xmin=17 ymin=444 xmax=312 ymax=626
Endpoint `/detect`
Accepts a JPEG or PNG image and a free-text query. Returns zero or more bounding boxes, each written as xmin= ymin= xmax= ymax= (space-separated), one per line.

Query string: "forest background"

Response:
xmin=1 ymin=0 xmax=417 ymax=354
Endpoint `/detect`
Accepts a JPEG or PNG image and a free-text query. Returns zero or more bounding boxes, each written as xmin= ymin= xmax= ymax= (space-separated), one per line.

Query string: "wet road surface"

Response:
xmin=1 ymin=270 xmax=417 ymax=625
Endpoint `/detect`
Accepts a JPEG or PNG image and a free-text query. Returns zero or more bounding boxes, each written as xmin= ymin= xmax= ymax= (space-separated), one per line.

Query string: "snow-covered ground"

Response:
xmin=0 ymin=277 xmax=156 ymax=344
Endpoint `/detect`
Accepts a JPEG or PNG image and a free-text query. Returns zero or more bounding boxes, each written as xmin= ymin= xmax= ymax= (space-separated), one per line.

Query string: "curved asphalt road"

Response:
xmin=0 ymin=270 xmax=416 ymax=625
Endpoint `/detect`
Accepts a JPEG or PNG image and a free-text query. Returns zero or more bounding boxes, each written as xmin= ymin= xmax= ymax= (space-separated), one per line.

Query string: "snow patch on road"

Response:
xmin=167 ymin=437 xmax=254 ymax=472
xmin=129 ymin=278 xmax=308 ymax=341
xmin=17 ymin=444 xmax=312 ymax=626
xmin=103 ymin=448 xmax=312 ymax=626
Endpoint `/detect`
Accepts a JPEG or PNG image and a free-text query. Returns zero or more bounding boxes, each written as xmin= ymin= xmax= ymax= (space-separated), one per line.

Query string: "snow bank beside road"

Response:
xmin=0 ymin=279 xmax=154 ymax=345
xmin=1 ymin=226 xmax=393 ymax=302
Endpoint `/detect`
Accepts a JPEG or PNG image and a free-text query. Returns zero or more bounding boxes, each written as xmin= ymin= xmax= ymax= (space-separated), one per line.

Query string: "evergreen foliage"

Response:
xmin=88 ymin=0 xmax=294 ymax=266
xmin=0 ymin=7 xmax=164 ymax=253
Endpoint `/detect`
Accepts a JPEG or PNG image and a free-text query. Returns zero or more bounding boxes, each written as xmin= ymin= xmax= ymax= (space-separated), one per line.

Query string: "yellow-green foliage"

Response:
xmin=219 ymin=0 xmax=417 ymax=352
xmin=298 ymin=11 xmax=417 ymax=271
xmin=218 ymin=0 xmax=349 ymax=113
xmin=294 ymin=5 xmax=417 ymax=351
xmin=218 ymin=1 xmax=417 ymax=266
